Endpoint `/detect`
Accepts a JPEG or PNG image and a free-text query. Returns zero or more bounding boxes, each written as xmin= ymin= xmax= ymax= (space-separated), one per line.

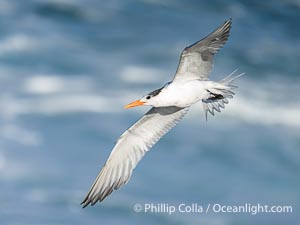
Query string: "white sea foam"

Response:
xmin=24 ymin=76 xmax=65 ymax=95
xmin=0 ymin=34 xmax=36 ymax=55
xmin=23 ymin=75 xmax=93 ymax=95
xmin=120 ymin=65 xmax=166 ymax=84
xmin=1 ymin=94 xmax=123 ymax=118
xmin=226 ymin=96 xmax=300 ymax=127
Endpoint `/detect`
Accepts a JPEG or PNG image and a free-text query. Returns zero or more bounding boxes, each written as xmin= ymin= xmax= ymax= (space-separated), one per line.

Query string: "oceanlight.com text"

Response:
xmin=133 ymin=203 xmax=293 ymax=215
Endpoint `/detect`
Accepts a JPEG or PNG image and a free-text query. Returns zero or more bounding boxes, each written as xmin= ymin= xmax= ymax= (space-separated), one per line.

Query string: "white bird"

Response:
xmin=82 ymin=19 xmax=243 ymax=207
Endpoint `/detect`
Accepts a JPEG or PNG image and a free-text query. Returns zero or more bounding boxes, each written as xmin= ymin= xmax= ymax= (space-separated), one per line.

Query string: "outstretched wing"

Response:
xmin=173 ymin=19 xmax=232 ymax=81
xmin=81 ymin=106 xmax=189 ymax=207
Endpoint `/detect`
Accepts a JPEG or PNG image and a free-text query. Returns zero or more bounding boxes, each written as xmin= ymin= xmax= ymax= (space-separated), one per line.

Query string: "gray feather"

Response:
xmin=174 ymin=19 xmax=232 ymax=81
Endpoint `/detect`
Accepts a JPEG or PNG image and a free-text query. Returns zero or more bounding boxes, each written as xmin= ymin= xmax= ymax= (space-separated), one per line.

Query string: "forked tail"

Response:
xmin=202 ymin=70 xmax=244 ymax=120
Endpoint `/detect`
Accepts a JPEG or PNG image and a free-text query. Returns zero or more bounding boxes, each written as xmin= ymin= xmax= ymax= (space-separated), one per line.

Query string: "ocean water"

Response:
xmin=0 ymin=0 xmax=299 ymax=224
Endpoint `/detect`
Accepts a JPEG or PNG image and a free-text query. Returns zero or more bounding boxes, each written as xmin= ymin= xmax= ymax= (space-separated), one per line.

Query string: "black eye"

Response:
xmin=146 ymin=95 xmax=151 ymax=100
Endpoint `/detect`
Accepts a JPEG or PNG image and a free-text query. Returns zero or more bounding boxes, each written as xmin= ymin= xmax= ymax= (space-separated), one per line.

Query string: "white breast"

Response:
xmin=154 ymin=80 xmax=212 ymax=108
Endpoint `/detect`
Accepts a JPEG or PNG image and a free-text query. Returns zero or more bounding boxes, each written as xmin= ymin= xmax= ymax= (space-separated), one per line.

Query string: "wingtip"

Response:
xmin=221 ymin=18 xmax=232 ymax=33
xmin=81 ymin=199 xmax=100 ymax=208
xmin=225 ymin=18 xmax=232 ymax=25
xmin=81 ymin=194 xmax=98 ymax=208
xmin=81 ymin=187 xmax=111 ymax=208
xmin=81 ymin=198 xmax=90 ymax=208
xmin=223 ymin=18 xmax=232 ymax=31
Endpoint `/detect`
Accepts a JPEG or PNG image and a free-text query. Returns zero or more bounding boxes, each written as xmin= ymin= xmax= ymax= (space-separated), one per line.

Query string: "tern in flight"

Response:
xmin=82 ymin=19 xmax=243 ymax=207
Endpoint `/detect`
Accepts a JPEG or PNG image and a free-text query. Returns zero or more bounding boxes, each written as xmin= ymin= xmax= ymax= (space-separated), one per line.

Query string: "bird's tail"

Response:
xmin=202 ymin=70 xmax=244 ymax=120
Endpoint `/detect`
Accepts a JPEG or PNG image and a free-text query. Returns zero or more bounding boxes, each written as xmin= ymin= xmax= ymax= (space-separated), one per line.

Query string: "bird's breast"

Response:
xmin=156 ymin=80 xmax=210 ymax=108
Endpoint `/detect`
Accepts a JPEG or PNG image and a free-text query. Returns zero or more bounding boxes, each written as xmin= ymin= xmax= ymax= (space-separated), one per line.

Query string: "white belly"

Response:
xmin=155 ymin=80 xmax=212 ymax=108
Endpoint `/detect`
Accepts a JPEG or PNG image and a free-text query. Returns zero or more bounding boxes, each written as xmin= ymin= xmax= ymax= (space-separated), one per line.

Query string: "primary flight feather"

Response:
xmin=81 ymin=19 xmax=243 ymax=207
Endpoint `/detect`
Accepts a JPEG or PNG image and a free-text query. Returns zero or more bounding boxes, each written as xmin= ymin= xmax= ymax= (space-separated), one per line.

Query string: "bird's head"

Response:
xmin=124 ymin=86 xmax=165 ymax=109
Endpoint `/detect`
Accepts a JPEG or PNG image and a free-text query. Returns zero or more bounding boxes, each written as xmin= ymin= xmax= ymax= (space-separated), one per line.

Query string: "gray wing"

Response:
xmin=173 ymin=19 xmax=232 ymax=81
xmin=81 ymin=106 xmax=189 ymax=207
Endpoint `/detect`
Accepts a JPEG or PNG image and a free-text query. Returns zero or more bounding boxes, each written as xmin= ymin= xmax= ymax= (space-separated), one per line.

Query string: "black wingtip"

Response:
xmin=81 ymin=200 xmax=89 ymax=208
xmin=225 ymin=18 xmax=232 ymax=25
xmin=223 ymin=18 xmax=232 ymax=32
xmin=221 ymin=18 xmax=232 ymax=32
xmin=81 ymin=195 xmax=93 ymax=208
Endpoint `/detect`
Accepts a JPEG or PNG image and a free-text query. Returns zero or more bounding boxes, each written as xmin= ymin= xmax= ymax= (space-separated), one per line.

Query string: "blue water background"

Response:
xmin=0 ymin=0 xmax=299 ymax=224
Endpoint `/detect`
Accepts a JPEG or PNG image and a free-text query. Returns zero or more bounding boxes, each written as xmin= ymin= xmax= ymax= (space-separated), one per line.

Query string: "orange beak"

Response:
xmin=124 ymin=100 xmax=145 ymax=109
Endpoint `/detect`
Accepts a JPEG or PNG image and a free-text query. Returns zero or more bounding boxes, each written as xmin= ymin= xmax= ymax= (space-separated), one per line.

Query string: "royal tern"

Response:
xmin=82 ymin=19 xmax=243 ymax=207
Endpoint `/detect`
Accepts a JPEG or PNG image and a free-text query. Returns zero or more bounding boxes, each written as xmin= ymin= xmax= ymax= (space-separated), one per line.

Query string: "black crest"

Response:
xmin=148 ymin=87 xmax=163 ymax=97
xmin=147 ymin=82 xmax=171 ymax=97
